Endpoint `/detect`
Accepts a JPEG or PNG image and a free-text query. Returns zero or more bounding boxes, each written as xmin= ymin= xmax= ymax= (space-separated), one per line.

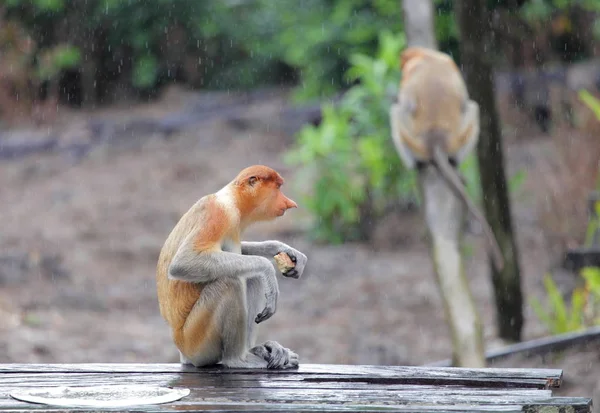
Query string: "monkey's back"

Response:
xmin=156 ymin=197 xmax=212 ymax=334
xmin=401 ymin=52 xmax=468 ymax=142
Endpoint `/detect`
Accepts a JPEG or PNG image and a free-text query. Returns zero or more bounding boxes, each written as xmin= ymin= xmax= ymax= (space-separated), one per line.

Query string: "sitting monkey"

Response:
xmin=156 ymin=165 xmax=308 ymax=369
xmin=389 ymin=47 xmax=504 ymax=271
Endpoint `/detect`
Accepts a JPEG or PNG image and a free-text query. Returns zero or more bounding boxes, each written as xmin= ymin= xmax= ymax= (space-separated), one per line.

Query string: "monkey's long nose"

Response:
xmin=285 ymin=197 xmax=298 ymax=209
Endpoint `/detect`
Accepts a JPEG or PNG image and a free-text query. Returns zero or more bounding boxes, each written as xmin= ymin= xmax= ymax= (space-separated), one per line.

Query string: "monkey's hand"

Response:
xmin=241 ymin=241 xmax=308 ymax=279
xmin=274 ymin=246 xmax=307 ymax=279
xmin=255 ymin=265 xmax=279 ymax=324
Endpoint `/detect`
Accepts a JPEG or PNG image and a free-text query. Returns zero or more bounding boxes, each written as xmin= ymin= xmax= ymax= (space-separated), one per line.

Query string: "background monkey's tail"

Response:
xmin=431 ymin=144 xmax=505 ymax=272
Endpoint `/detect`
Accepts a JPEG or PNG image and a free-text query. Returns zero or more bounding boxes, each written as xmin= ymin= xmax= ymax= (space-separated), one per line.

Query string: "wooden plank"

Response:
xmin=0 ymin=364 xmax=563 ymax=389
xmin=0 ymin=374 xmax=555 ymax=395
xmin=0 ymin=394 xmax=591 ymax=412
xmin=0 ymin=385 xmax=554 ymax=404
xmin=0 ymin=364 xmax=587 ymax=413
xmin=4 ymin=391 xmax=587 ymax=412
xmin=0 ymin=375 xmax=591 ymax=412
xmin=0 ymin=399 xmax=525 ymax=412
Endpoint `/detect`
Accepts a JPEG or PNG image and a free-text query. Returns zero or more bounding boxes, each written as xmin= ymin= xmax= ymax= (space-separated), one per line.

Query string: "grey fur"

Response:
xmin=242 ymin=240 xmax=308 ymax=279
xmin=169 ymin=242 xmax=279 ymax=323
xmin=168 ymin=237 xmax=306 ymax=369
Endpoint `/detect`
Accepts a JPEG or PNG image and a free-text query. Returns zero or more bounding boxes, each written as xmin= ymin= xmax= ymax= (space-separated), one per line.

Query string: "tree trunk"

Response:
xmin=455 ymin=0 xmax=524 ymax=342
xmin=401 ymin=0 xmax=486 ymax=367
xmin=401 ymin=0 xmax=438 ymax=49
xmin=417 ymin=168 xmax=486 ymax=367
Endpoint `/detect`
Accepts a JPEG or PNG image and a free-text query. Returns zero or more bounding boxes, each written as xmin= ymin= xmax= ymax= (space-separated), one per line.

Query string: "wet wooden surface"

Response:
xmin=0 ymin=363 xmax=593 ymax=412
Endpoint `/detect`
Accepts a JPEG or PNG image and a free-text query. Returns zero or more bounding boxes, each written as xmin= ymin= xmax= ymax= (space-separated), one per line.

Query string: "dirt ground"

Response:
xmin=0 ymin=85 xmax=598 ymax=407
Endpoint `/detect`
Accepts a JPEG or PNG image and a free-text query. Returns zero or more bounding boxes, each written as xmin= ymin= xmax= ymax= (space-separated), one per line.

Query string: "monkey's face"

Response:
xmin=234 ymin=165 xmax=297 ymax=222
xmin=250 ymin=179 xmax=297 ymax=221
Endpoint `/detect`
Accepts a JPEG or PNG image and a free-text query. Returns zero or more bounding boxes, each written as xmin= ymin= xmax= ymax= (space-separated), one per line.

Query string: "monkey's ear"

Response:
xmin=247 ymin=176 xmax=258 ymax=187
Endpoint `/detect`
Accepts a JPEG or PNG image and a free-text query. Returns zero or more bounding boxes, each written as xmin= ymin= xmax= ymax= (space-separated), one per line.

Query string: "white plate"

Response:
xmin=10 ymin=385 xmax=191 ymax=408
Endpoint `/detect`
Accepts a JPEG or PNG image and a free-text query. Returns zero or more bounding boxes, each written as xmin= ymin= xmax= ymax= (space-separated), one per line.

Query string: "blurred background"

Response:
xmin=1 ymin=0 xmax=600 ymax=404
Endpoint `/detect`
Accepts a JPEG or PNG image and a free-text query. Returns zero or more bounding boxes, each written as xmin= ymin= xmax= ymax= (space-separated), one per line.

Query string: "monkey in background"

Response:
xmin=156 ymin=165 xmax=308 ymax=369
xmin=389 ymin=47 xmax=504 ymax=271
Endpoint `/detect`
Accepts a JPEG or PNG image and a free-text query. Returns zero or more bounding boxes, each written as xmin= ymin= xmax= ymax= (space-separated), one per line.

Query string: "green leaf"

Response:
xmin=579 ymin=89 xmax=600 ymax=120
xmin=33 ymin=0 xmax=65 ymax=12
xmin=509 ymin=169 xmax=527 ymax=195
xmin=582 ymin=267 xmax=600 ymax=298
xmin=543 ymin=274 xmax=568 ymax=333
xmin=53 ymin=45 xmax=81 ymax=69
xmin=132 ymin=55 xmax=158 ymax=89
xmin=568 ymin=288 xmax=586 ymax=331
xmin=530 ymin=296 xmax=556 ymax=334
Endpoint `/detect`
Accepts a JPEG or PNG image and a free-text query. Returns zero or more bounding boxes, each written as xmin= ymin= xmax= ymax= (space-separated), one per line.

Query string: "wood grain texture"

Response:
xmin=0 ymin=363 xmax=563 ymax=385
xmin=0 ymin=363 xmax=591 ymax=413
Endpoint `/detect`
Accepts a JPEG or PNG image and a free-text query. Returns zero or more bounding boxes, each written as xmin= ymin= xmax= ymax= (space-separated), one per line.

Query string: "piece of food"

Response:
xmin=273 ymin=252 xmax=295 ymax=273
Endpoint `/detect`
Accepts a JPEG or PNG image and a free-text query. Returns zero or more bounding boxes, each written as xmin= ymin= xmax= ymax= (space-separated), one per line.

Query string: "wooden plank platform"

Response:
xmin=0 ymin=363 xmax=593 ymax=412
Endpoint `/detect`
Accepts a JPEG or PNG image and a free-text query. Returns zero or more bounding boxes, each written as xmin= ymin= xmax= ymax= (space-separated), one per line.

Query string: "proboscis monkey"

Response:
xmin=389 ymin=46 xmax=504 ymax=271
xmin=156 ymin=165 xmax=308 ymax=369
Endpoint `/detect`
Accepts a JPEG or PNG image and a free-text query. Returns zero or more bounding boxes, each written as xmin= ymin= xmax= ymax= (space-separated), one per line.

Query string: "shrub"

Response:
xmin=284 ymin=31 xmax=416 ymax=243
xmin=530 ymin=267 xmax=600 ymax=335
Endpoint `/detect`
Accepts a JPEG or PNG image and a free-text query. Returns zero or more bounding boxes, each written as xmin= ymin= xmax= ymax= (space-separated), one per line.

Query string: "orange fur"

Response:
xmin=400 ymin=47 xmax=458 ymax=88
xmin=393 ymin=48 xmax=504 ymax=271
xmin=397 ymin=47 xmax=468 ymax=158
xmin=232 ymin=166 xmax=296 ymax=224
xmin=192 ymin=196 xmax=230 ymax=252
xmin=156 ymin=165 xmax=297 ymax=361
xmin=174 ymin=302 xmax=217 ymax=357
xmin=156 ymin=199 xmax=218 ymax=356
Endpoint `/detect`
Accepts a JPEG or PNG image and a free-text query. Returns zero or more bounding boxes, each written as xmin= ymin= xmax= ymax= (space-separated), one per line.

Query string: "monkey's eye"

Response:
xmin=248 ymin=176 xmax=258 ymax=186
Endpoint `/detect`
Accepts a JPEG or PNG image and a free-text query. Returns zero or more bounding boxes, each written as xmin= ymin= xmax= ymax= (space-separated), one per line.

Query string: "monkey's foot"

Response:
xmin=250 ymin=340 xmax=299 ymax=369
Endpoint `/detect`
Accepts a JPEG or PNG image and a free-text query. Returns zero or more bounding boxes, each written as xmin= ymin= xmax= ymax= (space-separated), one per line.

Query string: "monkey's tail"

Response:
xmin=431 ymin=145 xmax=505 ymax=272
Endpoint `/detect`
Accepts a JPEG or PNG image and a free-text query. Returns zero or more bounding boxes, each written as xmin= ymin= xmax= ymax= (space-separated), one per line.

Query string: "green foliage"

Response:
xmin=132 ymin=55 xmax=159 ymax=90
xmin=578 ymin=89 xmax=600 ymax=120
xmin=520 ymin=0 xmax=554 ymax=23
xmin=530 ymin=274 xmax=586 ymax=334
xmin=521 ymin=0 xmax=600 ymax=23
xmin=584 ymin=201 xmax=600 ymax=248
xmin=36 ymin=44 xmax=81 ymax=81
xmin=524 ymin=0 xmax=600 ymax=13
xmin=254 ymin=0 xmax=403 ymax=101
xmin=33 ymin=0 xmax=65 ymax=12
xmin=284 ymin=26 xmax=527 ymax=244
xmin=2 ymin=0 xmax=463 ymax=101
xmin=459 ymin=152 xmax=528 ymax=205
xmin=530 ymin=268 xmax=600 ymax=335
xmin=578 ymin=89 xmax=600 ymax=246
xmin=284 ymin=31 xmax=415 ymax=243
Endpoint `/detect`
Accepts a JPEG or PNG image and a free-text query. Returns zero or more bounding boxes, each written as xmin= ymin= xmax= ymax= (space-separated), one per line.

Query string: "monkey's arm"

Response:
xmin=389 ymin=102 xmax=429 ymax=169
xmin=448 ymin=100 xmax=480 ymax=164
xmin=169 ymin=246 xmax=274 ymax=283
xmin=169 ymin=234 xmax=279 ymax=324
xmin=242 ymin=241 xmax=307 ymax=279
